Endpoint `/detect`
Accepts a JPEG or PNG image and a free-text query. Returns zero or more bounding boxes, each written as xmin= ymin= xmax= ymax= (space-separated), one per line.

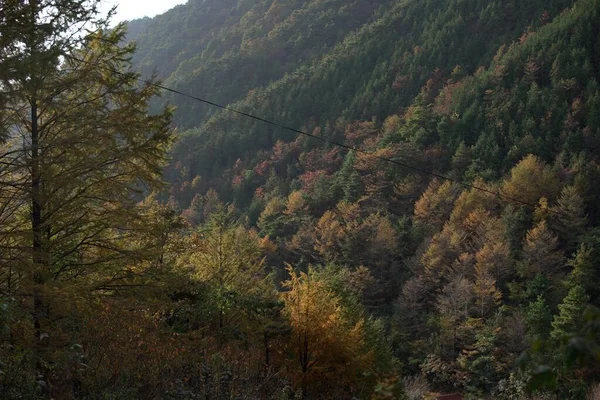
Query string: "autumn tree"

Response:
xmin=472 ymin=267 xmax=502 ymax=318
xmin=414 ymin=179 xmax=460 ymax=231
xmin=185 ymin=206 xmax=275 ymax=334
xmin=257 ymin=196 xmax=288 ymax=238
xmin=501 ymin=154 xmax=560 ymax=206
xmin=281 ymin=265 xmax=374 ymax=398
xmin=0 ymin=1 xmax=174 ymax=393
xmin=314 ymin=202 xmax=399 ymax=302
xmin=520 ymin=221 xmax=566 ymax=279
xmin=436 ymin=275 xmax=472 ymax=355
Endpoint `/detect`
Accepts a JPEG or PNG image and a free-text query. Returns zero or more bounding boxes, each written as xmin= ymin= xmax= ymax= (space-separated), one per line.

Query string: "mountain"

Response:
xmin=127 ymin=0 xmax=600 ymax=396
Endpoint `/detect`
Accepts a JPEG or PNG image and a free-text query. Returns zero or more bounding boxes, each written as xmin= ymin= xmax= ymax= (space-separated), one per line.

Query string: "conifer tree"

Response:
xmin=344 ymin=170 xmax=363 ymax=203
xmin=0 ymin=1 xmax=173 ymax=390
xmin=521 ymin=221 xmax=566 ymax=279
xmin=566 ymin=244 xmax=596 ymax=293
xmin=184 ymin=206 xmax=275 ymax=342
xmin=281 ymin=265 xmax=373 ymax=398
xmin=525 ymin=295 xmax=552 ymax=340
xmin=551 ymin=285 xmax=590 ymax=342
xmin=451 ymin=141 xmax=472 ymax=179
xmin=550 ymin=185 xmax=587 ymax=250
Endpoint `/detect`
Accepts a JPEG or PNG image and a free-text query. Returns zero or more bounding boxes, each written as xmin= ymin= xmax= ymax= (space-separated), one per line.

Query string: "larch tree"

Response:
xmin=520 ymin=221 xmax=566 ymax=279
xmin=500 ymin=154 xmax=560 ymax=206
xmin=281 ymin=265 xmax=373 ymax=398
xmin=436 ymin=275 xmax=472 ymax=355
xmin=185 ymin=206 xmax=275 ymax=334
xmin=0 ymin=0 xmax=174 ymax=391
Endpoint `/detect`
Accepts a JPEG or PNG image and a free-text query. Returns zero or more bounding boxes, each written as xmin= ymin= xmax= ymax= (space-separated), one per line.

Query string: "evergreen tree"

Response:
xmin=525 ymin=295 xmax=552 ymax=340
xmin=551 ymin=285 xmax=590 ymax=342
xmin=566 ymin=244 xmax=597 ymax=294
xmin=550 ymin=185 xmax=588 ymax=250
xmin=344 ymin=170 xmax=363 ymax=203
xmin=451 ymin=141 xmax=472 ymax=180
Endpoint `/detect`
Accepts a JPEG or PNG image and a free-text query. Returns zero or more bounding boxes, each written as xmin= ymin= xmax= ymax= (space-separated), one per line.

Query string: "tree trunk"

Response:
xmin=31 ymin=95 xmax=49 ymax=396
xmin=264 ymin=330 xmax=270 ymax=368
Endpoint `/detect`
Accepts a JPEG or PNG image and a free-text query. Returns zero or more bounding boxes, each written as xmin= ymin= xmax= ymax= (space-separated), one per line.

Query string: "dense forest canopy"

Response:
xmin=1 ymin=0 xmax=600 ymax=398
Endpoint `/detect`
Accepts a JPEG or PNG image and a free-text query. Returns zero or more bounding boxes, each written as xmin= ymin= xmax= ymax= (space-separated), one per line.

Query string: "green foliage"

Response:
xmin=525 ymin=296 xmax=552 ymax=340
xmin=551 ymin=285 xmax=590 ymax=342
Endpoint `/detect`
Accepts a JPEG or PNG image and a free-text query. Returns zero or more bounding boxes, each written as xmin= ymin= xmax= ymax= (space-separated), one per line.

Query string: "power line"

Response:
xmin=64 ymin=53 xmax=570 ymax=217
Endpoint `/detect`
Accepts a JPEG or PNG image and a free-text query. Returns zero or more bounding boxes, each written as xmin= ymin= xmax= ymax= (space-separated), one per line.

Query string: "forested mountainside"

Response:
xmin=2 ymin=0 xmax=600 ymax=399
xmin=133 ymin=0 xmax=600 ymax=395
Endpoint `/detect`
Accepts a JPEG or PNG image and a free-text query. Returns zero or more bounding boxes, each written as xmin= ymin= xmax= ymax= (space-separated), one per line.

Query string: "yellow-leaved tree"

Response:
xmin=0 ymin=2 xmax=174 ymax=394
xmin=281 ymin=265 xmax=374 ymax=398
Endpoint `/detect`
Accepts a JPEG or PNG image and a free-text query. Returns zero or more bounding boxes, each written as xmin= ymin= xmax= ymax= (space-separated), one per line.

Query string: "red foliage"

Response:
xmin=392 ymin=74 xmax=410 ymax=91
xmin=299 ymin=148 xmax=341 ymax=173
xmin=255 ymin=186 xmax=265 ymax=199
xmin=299 ymin=170 xmax=329 ymax=192
xmin=422 ymin=68 xmax=446 ymax=103
xmin=270 ymin=139 xmax=301 ymax=164
xmin=254 ymin=160 xmax=271 ymax=176
xmin=433 ymin=80 xmax=465 ymax=116
xmin=344 ymin=120 xmax=378 ymax=147
xmin=232 ymin=174 xmax=244 ymax=186
xmin=540 ymin=10 xmax=551 ymax=25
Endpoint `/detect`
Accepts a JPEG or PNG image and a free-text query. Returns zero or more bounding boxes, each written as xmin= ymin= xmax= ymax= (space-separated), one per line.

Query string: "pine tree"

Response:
xmin=566 ymin=244 xmax=596 ymax=293
xmin=344 ymin=170 xmax=363 ymax=203
xmin=451 ymin=141 xmax=472 ymax=179
xmin=551 ymin=285 xmax=590 ymax=342
xmin=550 ymin=185 xmax=587 ymax=250
xmin=525 ymin=295 xmax=552 ymax=340
xmin=334 ymin=151 xmax=359 ymax=200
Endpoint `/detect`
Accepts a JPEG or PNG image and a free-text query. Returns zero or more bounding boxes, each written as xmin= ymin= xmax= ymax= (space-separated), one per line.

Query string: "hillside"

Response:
xmin=1 ymin=0 xmax=599 ymax=398
xmin=130 ymin=0 xmax=600 ymax=396
xmin=125 ymin=0 xmax=580 ymax=203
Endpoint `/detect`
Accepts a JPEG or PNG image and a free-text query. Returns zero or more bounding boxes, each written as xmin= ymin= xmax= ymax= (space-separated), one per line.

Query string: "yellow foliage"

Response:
xmin=189 ymin=210 xmax=273 ymax=305
xmin=450 ymin=178 xmax=498 ymax=225
xmin=257 ymin=196 xmax=286 ymax=229
xmin=281 ymin=266 xmax=374 ymax=397
xmin=284 ymin=190 xmax=308 ymax=215
xmin=315 ymin=202 xmax=398 ymax=267
xmin=472 ymin=269 xmax=502 ymax=318
xmin=414 ymin=180 xmax=459 ymax=228
xmin=521 ymin=220 xmax=566 ymax=278
xmin=314 ymin=209 xmax=344 ymax=259
xmin=258 ymin=235 xmax=277 ymax=253
xmin=501 ymin=154 xmax=560 ymax=206
xmin=422 ymin=228 xmax=464 ymax=281
xmin=475 ymin=241 xmax=513 ymax=281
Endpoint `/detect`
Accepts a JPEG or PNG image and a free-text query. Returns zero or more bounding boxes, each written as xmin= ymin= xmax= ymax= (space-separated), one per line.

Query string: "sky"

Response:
xmin=99 ymin=0 xmax=187 ymax=24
